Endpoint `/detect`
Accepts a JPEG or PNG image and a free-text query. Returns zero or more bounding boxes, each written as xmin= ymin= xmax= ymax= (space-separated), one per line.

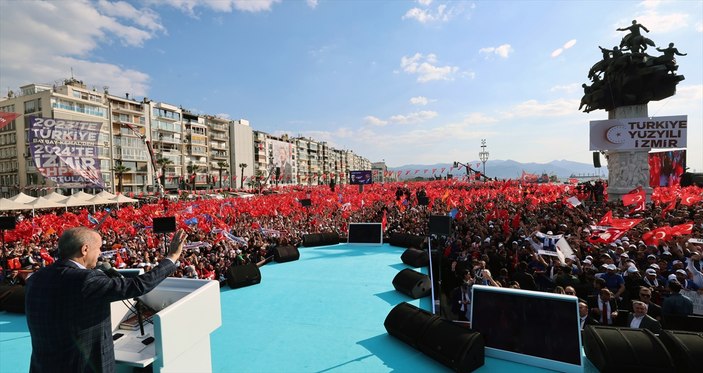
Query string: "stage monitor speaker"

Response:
xmin=274 ymin=245 xmax=300 ymax=263
xmin=302 ymin=233 xmax=321 ymax=247
xmin=321 ymin=232 xmax=340 ymax=244
xmin=0 ymin=216 xmax=16 ymax=230
xmin=657 ymin=330 xmax=703 ymax=373
xmin=152 ymin=216 xmax=176 ymax=234
xmin=593 ymin=152 xmax=601 ymax=168
xmin=401 ymin=248 xmax=429 ymax=268
xmin=0 ymin=285 xmax=25 ymax=314
xmin=392 ymin=268 xmax=431 ymax=299
xmin=662 ymin=314 xmax=703 ymax=332
xmin=300 ymin=198 xmax=312 ymax=207
xmin=226 ymin=263 xmax=261 ymax=289
xmin=387 ymin=233 xmax=425 ymax=249
xmin=583 ymin=326 xmax=674 ymax=372
xmin=429 ymin=215 xmax=451 ymax=236
xmin=384 ymin=302 xmax=437 ymax=348
xmin=417 ymin=317 xmax=485 ymax=373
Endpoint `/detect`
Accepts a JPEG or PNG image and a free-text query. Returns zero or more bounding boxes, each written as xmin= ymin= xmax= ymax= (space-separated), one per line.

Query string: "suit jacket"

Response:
xmin=25 ymin=259 xmax=176 ymax=373
xmin=627 ymin=313 xmax=662 ymax=334
xmin=587 ymin=295 xmax=619 ymax=325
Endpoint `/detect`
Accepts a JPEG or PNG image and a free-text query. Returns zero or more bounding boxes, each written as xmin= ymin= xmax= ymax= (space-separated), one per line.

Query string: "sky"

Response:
xmin=1 ymin=0 xmax=701 ymax=171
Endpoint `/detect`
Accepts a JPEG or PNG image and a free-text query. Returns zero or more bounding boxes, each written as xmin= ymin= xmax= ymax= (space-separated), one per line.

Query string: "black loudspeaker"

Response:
xmin=300 ymin=198 xmax=311 ymax=207
xmin=384 ymin=302 xmax=485 ymax=373
xmin=593 ymin=151 xmax=601 ymax=168
xmin=384 ymin=302 xmax=437 ymax=348
xmin=583 ymin=326 xmax=674 ymax=372
xmin=417 ymin=317 xmax=485 ymax=373
xmin=387 ymin=233 xmax=425 ymax=249
xmin=274 ymin=245 xmax=300 ymax=263
xmin=152 ymin=216 xmax=176 ymax=234
xmin=0 ymin=285 xmax=25 ymax=313
xmin=658 ymin=330 xmax=703 ymax=373
xmin=662 ymin=314 xmax=703 ymax=332
xmin=302 ymin=232 xmax=340 ymax=247
xmin=392 ymin=268 xmax=431 ymax=299
xmin=226 ymin=263 xmax=261 ymax=289
xmin=429 ymin=215 xmax=451 ymax=236
xmin=0 ymin=216 xmax=16 ymax=230
xmin=401 ymin=248 xmax=429 ymax=268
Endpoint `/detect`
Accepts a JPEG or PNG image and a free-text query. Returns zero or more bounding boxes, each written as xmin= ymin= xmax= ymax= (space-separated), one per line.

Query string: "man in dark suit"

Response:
xmin=628 ymin=300 xmax=662 ymax=334
xmin=633 ymin=286 xmax=662 ymax=321
xmin=25 ymin=227 xmax=186 ymax=373
xmin=579 ymin=300 xmax=600 ymax=330
xmin=587 ymin=288 xmax=619 ymax=325
xmin=662 ymin=280 xmax=694 ymax=316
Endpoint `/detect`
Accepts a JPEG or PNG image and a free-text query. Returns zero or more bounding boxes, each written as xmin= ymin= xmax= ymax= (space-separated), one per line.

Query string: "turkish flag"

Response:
xmin=609 ymin=217 xmax=643 ymax=230
xmin=670 ymin=222 xmax=694 ymax=236
xmin=642 ymin=226 xmax=672 ymax=246
xmin=661 ymin=200 xmax=676 ymax=218
xmin=680 ymin=194 xmax=702 ymax=206
xmin=0 ymin=111 xmax=20 ymax=130
xmin=598 ymin=211 xmax=613 ymax=226
xmin=622 ymin=187 xmax=645 ymax=210
xmin=588 ymin=227 xmax=627 ymax=245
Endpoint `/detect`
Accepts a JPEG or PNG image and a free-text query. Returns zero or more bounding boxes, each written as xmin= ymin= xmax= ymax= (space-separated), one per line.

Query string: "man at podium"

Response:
xmin=25 ymin=227 xmax=186 ymax=373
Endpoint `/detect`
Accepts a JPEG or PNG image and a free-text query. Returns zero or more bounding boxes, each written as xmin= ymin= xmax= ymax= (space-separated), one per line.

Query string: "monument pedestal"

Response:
xmin=606 ymin=105 xmax=652 ymax=202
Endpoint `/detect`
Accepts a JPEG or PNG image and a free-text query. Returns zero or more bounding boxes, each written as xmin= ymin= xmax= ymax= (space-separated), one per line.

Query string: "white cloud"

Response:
xmin=307 ymin=0 xmax=319 ymax=9
xmin=549 ymin=83 xmax=581 ymax=94
xmin=149 ymin=0 xmax=281 ymax=15
xmin=402 ymin=2 xmax=458 ymax=23
xmin=563 ymin=39 xmax=577 ymax=49
xmin=551 ymin=48 xmax=564 ymax=58
xmin=697 ymin=22 xmax=703 ymax=33
xmin=551 ymin=39 xmax=577 ymax=58
xmin=0 ymin=1 xmax=160 ymax=95
xmin=409 ymin=96 xmax=430 ymax=105
xmin=479 ymin=44 xmax=514 ymax=59
xmin=463 ymin=113 xmax=499 ymax=125
xmin=389 ymin=110 xmax=438 ymax=124
xmin=364 ymin=116 xmax=388 ymax=126
xmin=400 ymin=53 xmax=459 ymax=82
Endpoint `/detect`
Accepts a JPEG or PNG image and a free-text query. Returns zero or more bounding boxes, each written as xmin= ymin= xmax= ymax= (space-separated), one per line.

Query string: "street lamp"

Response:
xmin=479 ymin=139 xmax=489 ymax=180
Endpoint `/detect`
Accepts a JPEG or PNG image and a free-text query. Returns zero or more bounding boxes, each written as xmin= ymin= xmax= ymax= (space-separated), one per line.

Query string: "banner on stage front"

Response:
xmin=589 ymin=115 xmax=687 ymax=151
xmin=29 ymin=117 xmax=105 ymax=188
xmin=681 ymin=289 xmax=703 ymax=316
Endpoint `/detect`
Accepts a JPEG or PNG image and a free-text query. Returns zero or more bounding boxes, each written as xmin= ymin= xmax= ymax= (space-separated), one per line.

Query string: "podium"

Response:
xmin=110 ymin=278 xmax=222 ymax=372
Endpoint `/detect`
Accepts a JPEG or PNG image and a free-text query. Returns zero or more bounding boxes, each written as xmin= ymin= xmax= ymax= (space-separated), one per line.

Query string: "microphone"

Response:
xmin=96 ymin=261 xmax=124 ymax=278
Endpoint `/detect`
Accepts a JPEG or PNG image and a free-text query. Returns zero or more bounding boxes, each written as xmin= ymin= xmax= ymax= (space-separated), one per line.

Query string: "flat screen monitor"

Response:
xmin=349 ymin=170 xmax=373 ymax=185
xmin=153 ymin=216 xmax=176 ymax=234
xmin=471 ymin=285 xmax=583 ymax=373
xmin=347 ymin=223 xmax=383 ymax=244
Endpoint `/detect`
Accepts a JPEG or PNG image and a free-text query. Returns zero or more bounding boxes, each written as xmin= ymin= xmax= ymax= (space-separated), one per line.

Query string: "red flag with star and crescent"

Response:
xmin=642 ymin=226 xmax=672 ymax=246
xmin=0 ymin=111 xmax=20 ymax=130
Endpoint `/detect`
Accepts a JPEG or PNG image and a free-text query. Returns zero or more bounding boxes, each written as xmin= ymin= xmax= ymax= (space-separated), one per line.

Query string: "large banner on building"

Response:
xmin=29 ymin=117 xmax=105 ymax=189
xmin=649 ymin=149 xmax=686 ymax=187
xmin=589 ymin=115 xmax=687 ymax=151
xmin=270 ymin=139 xmax=294 ymax=183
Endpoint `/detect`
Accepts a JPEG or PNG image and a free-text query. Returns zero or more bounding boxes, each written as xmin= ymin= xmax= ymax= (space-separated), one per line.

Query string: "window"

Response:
xmin=24 ymin=99 xmax=41 ymax=114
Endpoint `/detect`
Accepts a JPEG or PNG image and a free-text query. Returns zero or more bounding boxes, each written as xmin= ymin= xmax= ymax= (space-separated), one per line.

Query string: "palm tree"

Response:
xmin=112 ymin=162 xmax=131 ymax=194
xmin=238 ymin=163 xmax=247 ymax=189
xmin=217 ymin=161 xmax=229 ymax=189
xmin=186 ymin=162 xmax=201 ymax=191
xmin=156 ymin=157 xmax=173 ymax=189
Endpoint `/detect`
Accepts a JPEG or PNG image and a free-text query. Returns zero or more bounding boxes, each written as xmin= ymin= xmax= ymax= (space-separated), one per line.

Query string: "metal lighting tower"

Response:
xmin=479 ymin=139 xmax=489 ymax=179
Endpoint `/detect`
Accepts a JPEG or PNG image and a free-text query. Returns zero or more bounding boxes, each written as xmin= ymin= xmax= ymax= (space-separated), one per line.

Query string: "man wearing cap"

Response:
xmin=662 ymin=280 xmax=693 ymax=316
xmin=628 ymin=300 xmax=662 ymax=334
xmin=597 ymin=264 xmax=625 ymax=300
xmin=674 ymin=269 xmax=699 ymax=290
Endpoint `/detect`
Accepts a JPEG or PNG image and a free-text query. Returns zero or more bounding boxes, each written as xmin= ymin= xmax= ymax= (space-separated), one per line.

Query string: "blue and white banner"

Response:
xmin=29 ymin=117 xmax=105 ymax=188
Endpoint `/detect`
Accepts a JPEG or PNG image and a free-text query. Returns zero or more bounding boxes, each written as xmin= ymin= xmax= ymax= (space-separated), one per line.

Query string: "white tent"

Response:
xmin=7 ymin=192 xmax=36 ymax=204
xmin=43 ymin=191 xmax=68 ymax=202
xmin=96 ymin=190 xmax=117 ymax=200
xmin=24 ymin=197 xmax=66 ymax=216
xmin=86 ymin=195 xmax=116 ymax=205
xmin=70 ymin=191 xmax=96 ymax=200
xmin=112 ymin=194 xmax=138 ymax=204
xmin=0 ymin=198 xmax=29 ymax=211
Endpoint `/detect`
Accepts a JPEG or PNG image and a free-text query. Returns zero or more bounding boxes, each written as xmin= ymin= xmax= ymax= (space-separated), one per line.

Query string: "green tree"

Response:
xmin=217 ymin=161 xmax=229 ymax=189
xmin=112 ymin=162 xmax=131 ymax=194
xmin=238 ymin=163 xmax=247 ymax=189
xmin=186 ymin=162 xmax=201 ymax=191
xmin=156 ymin=157 xmax=173 ymax=189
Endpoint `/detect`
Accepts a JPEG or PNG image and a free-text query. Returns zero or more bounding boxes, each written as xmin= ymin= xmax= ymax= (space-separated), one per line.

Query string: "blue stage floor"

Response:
xmin=1 ymin=244 xmax=562 ymax=372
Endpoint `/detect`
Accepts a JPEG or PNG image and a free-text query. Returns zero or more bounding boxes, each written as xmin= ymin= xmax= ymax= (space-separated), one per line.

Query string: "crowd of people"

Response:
xmin=2 ymin=179 xmax=702 ymax=329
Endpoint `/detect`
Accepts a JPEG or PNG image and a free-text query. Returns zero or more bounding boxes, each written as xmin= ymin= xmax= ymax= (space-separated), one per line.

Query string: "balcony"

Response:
xmin=210 ymin=123 xmax=228 ymax=132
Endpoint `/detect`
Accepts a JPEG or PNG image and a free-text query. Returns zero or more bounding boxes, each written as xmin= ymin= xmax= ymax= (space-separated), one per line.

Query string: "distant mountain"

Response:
xmin=388 ymin=159 xmax=606 ymax=180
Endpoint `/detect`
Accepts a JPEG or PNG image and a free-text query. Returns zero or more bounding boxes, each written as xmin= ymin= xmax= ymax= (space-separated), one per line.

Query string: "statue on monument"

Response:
xmin=579 ymin=22 xmax=685 ymax=113
xmin=617 ymin=20 xmax=655 ymax=54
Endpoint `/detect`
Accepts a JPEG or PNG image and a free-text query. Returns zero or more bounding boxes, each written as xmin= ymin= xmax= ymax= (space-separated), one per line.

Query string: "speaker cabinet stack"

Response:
xmin=273 ymin=245 xmax=300 ymax=263
xmin=583 ymin=326 xmax=674 ymax=372
xmin=384 ymin=302 xmax=484 ymax=372
xmin=401 ymin=248 xmax=429 ymax=268
xmin=657 ymin=330 xmax=703 ymax=373
xmin=392 ymin=268 xmax=431 ymax=299
xmin=226 ymin=263 xmax=262 ymax=289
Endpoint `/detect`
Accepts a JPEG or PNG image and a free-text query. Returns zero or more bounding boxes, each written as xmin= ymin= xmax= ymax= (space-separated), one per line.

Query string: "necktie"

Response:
xmin=602 ymin=302 xmax=608 ymax=324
